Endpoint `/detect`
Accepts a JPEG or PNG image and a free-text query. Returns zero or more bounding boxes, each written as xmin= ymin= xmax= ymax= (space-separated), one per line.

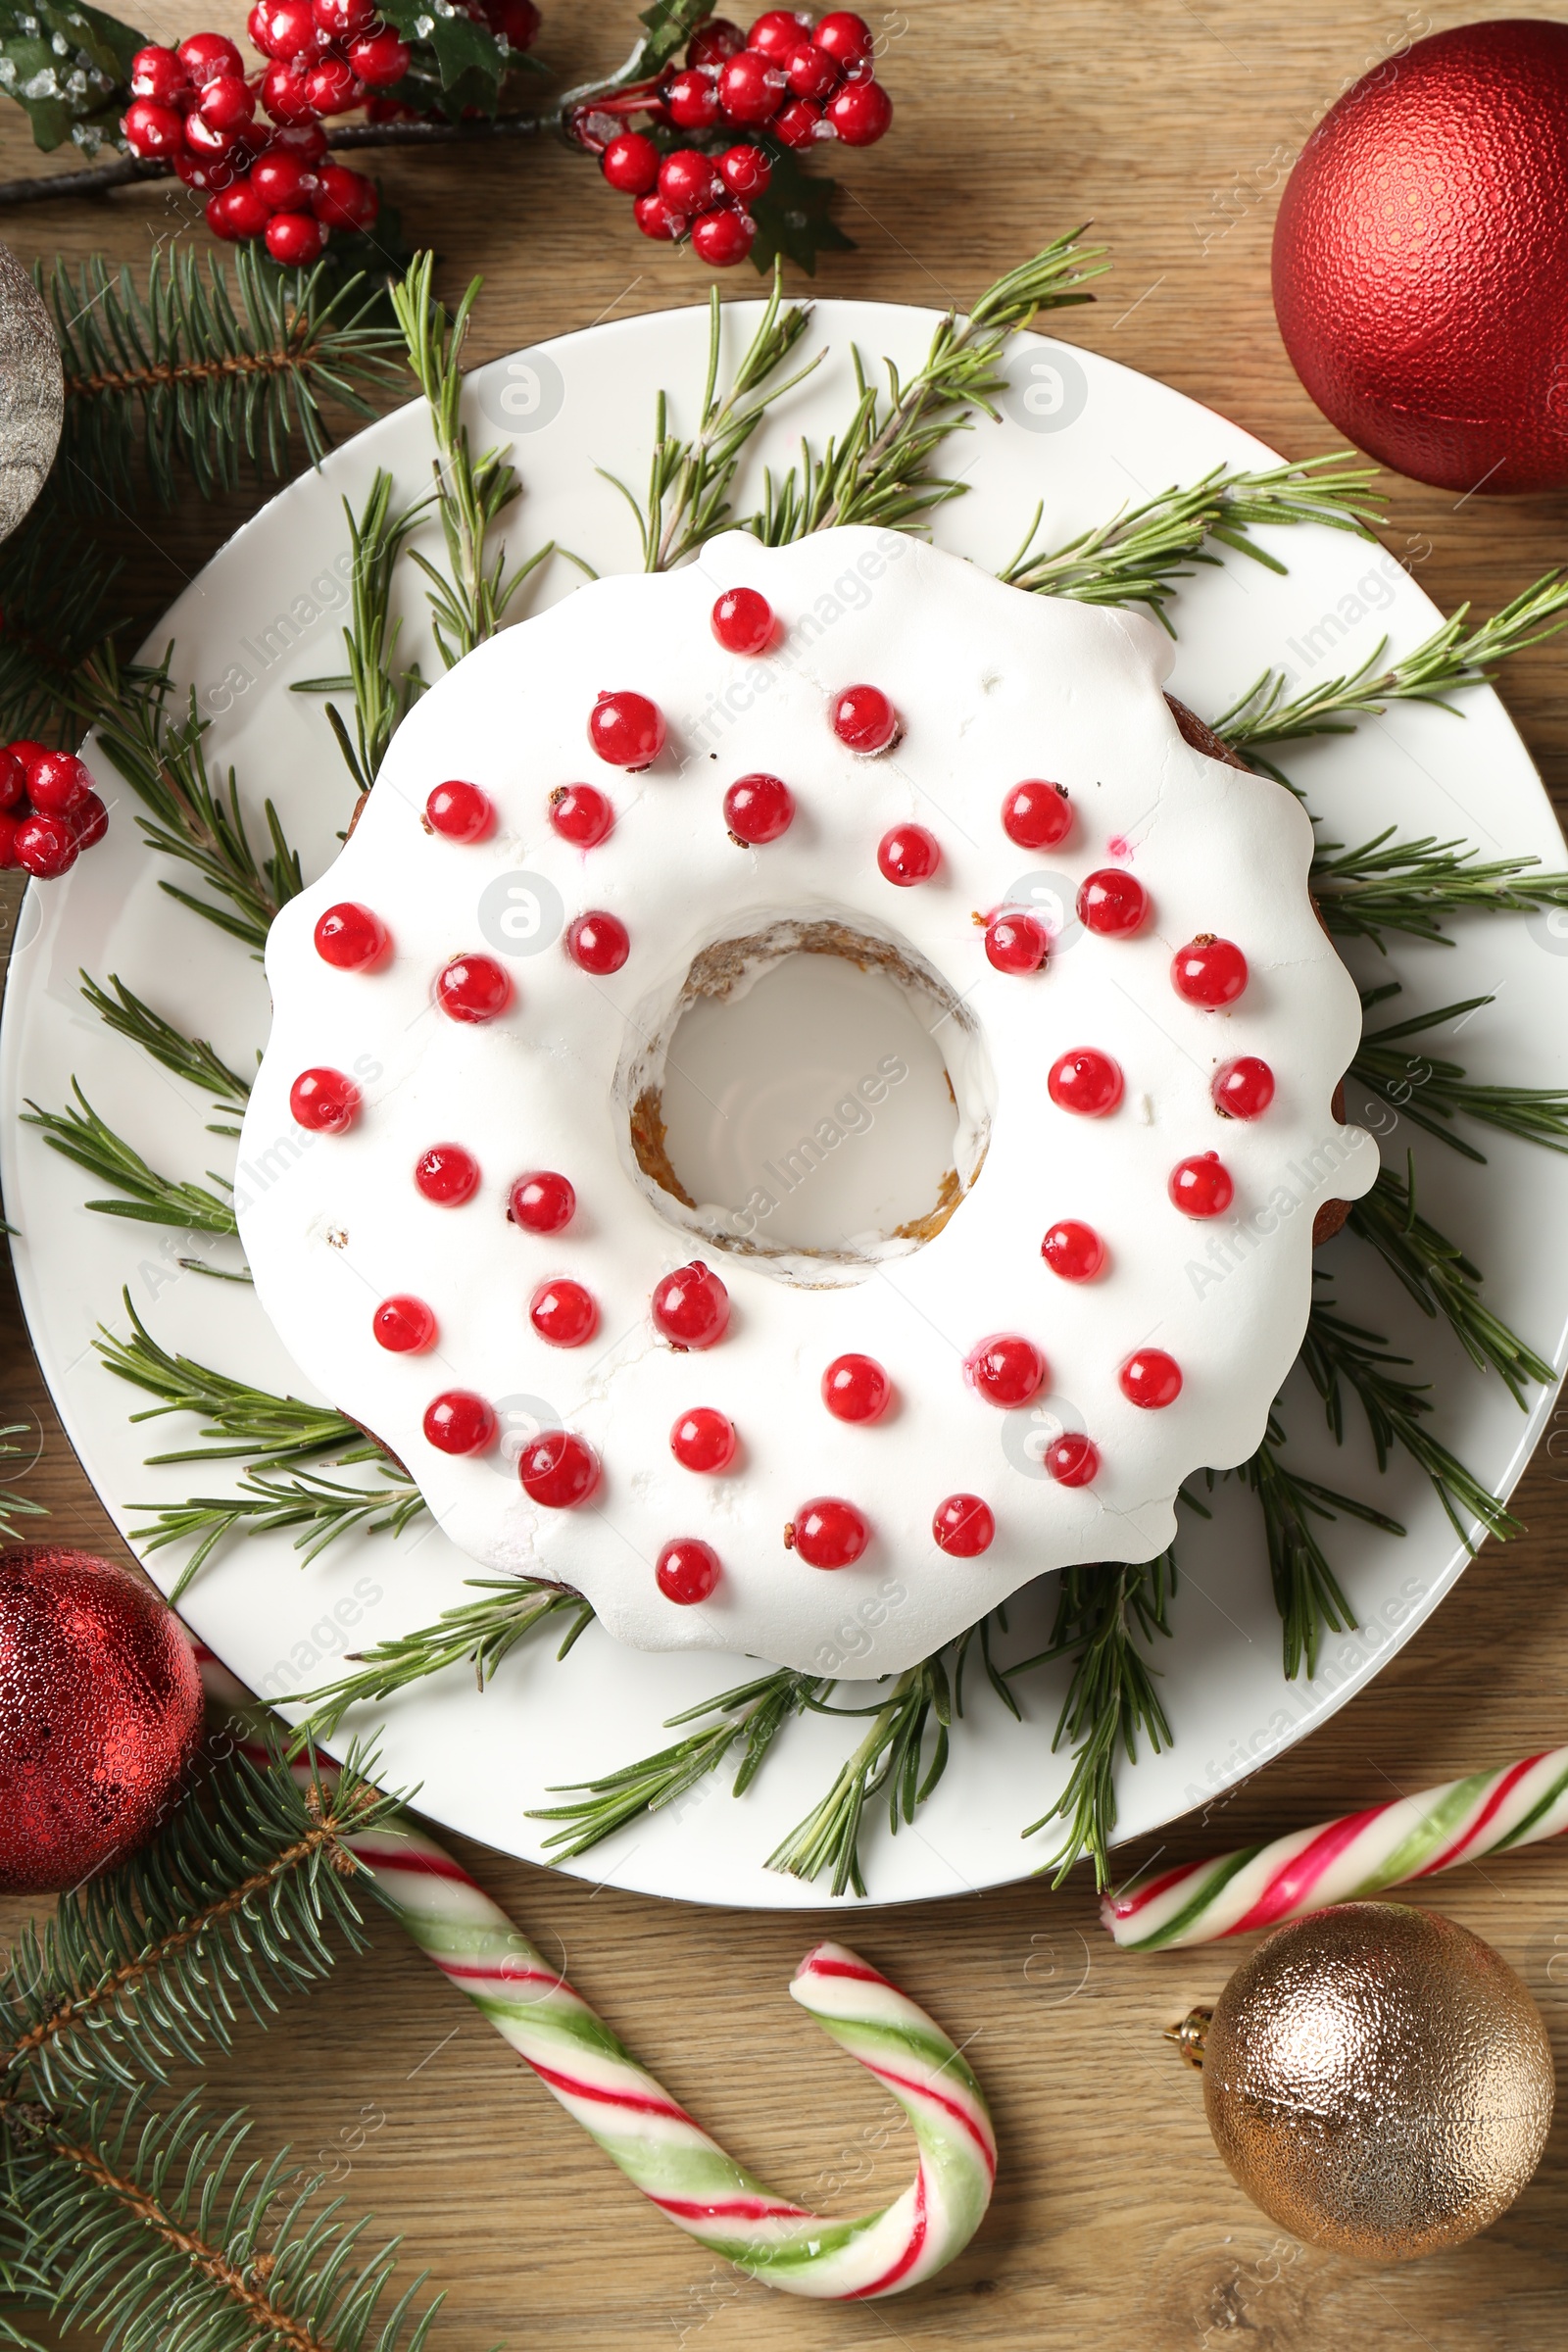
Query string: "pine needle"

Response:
xmin=132 ymin=1464 xmax=426 ymax=1595
xmin=23 ymin=1083 xmax=239 ymax=1234
xmin=764 ymin=1658 xmax=955 ymax=1898
xmin=293 ymin=468 xmax=429 ymax=796
xmin=298 ymin=1578 xmax=595 ymax=1738
xmin=1348 ymin=1159 xmax=1554 ymax=1405
xmin=1000 ymin=455 xmax=1385 ymax=627
xmin=79 ymin=970 xmax=254 ymax=1127
xmin=1350 ymin=988 xmax=1568 ymax=1162
xmin=1311 ymin=826 xmax=1568 ymax=952
xmin=94 ymin=1291 xmax=373 ymax=1467
xmin=1243 ymin=1420 xmax=1390 ymax=1681
xmin=0 ymin=1423 xmax=46 ymax=1545
xmin=47 ymin=246 xmax=403 ymax=514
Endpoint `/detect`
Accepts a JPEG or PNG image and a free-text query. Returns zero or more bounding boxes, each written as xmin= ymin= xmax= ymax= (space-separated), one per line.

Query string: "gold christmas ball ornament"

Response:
xmin=1193 ymin=1903 xmax=1554 ymax=2262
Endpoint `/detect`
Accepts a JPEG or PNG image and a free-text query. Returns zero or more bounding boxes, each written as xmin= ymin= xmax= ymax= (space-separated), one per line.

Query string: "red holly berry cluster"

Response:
xmin=0 ymin=744 xmax=108 ymax=881
xmin=592 ymin=9 xmax=893 ymax=266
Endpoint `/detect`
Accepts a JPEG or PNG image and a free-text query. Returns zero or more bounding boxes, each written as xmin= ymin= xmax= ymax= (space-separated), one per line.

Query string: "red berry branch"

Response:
xmin=0 ymin=742 xmax=109 ymax=880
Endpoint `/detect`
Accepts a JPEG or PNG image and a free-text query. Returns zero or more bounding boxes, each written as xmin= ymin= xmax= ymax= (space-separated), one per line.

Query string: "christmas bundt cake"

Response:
xmin=237 ymin=526 xmax=1376 ymax=1676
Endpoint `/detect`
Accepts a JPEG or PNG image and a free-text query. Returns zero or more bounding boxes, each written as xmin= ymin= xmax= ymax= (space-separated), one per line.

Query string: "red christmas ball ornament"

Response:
xmin=1272 ymin=19 xmax=1568 ymax=493
xmin=0 ymin=1544 xmax=204 ymax=1893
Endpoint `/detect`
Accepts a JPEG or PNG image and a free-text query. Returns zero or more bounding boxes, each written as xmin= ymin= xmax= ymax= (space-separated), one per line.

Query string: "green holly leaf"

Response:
xmin=632 ymin=0 xmax=713 ymax=80
xmin=0 ymin=0 xmax=144 ymax=152
xmin=749 ymin=146 xmax=855 ymax=276
xmin=374 ymin=0 xmax=538 ymax=117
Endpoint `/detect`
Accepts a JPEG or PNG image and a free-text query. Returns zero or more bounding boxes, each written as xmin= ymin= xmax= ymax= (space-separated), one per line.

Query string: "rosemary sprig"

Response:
xmin=1012 ymin=1553 xmax=1177 ymax=1891
xmin=78 ymin=971 xmax=253 ymax=1129
xmin=1300 ymin=1300 xmax=1519 ymax=1546
xmin=78 ymin=646 xmax=302 ymax=952
xmin=746 ymin=232 xmax=1106 ymax=545
xmin=1348 ymin=1160 xmax=1553 ymax=1405
xmin=0 ymin=1424 xmax=46 ymax=1545
xmin=531 ymin=1667 xmax=817 ymax=1858
xmin=131 ymin=1465 xmax=425 ymax=1596
xmin=1215 ymin=566 xmax=1568 ymax=754
xmin=390 ymin=254 xmax=553 ymax=664
xmin=1245 ymin=1419 xmax=1396 ymax=1681
xmin=765 ymin=1657 xmax=955 ymax=1899
xmin=1311 ymin=826 xmax=1568 ymax=952
xmin=603 ymin=266 xmax=820 ymax=571
xmin=1000 ymin=456 xmax=1384 ymax=626
xmin=94 ymin=1293 xmax=372 ymax=1468
xmin=1350 ymin=990 xmax=1568 ymax=1162
xmin=23 ymin=1086 xmax=238 ymax=1236
xmin=297 ymin=1577 xmax=595 ymax=1737
xmin=294 ymin=469 xmax=429 ymax=797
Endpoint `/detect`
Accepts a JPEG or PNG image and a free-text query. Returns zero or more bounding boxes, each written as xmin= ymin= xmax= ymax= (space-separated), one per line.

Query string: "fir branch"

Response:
xmin=1 ymin=2085 xmax=442 ymax=2352
xmin=1347 ymin=1160 xmax=1554 ymax=1406
xmin=390 ymin=253 xmax=552 ymax=664
xmin=531 ymin=1667 xmax=818 ymax=1858
xmin=294 ymin=470 xmax=428 ymax=798
xmin=0 ymin=1424 xmax=46 ymax=1545
xmin=1215 ymin=567 xmax=1568 ymax=754
xmin=0 ymin=1739 xmax=400 ymax=2105
xmin=130 ymin=1465 xmax=425 ymax=1597
xmin=1245 ymin=1419 xmax=1396 ymax=1681
xmin=998 ymin=455 xmax=1384 ymax=627
xmin=1349 ymin=990 xmax=1568 ymax=1162
xmin=0 ymin=490 xmax=122 ymax=744
xmin=94 ymin=1293 xmax=373 ymax=1468
xmin=78 ymin=646 xmax=303 ymax=952
xmin=297 ymin=1578 xmax=594 ymax=1739
xmin=1012 ymin=1553 xmax=1177 ymax=1891
xmin=765 ymin=1657 xmax=955 ymax=1899
xmin=1310 ymin=826 xmax=1568 ymax=952
xmin=79 ymin=970 xmax=253 ymax=1125
xmin=603 ymin=265 xmax=820 ymax=572
xmin=22 ymin=1083 xmax=238 ymax=1234
xmin=1300 ymin=1299 xmax=1520 ymax=1546
xmin=745 ymin=231 xmax=1106 ymax=546
xmin=48 ymin=247 xmax=403 ymax=514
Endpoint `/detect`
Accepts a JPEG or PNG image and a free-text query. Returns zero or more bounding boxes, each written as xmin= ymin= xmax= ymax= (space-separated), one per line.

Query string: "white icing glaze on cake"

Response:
xmin=237 ymin=526 xmax=1376 ymax=1678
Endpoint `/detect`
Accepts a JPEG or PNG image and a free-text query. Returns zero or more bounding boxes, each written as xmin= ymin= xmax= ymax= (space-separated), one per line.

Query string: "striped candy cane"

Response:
xmin=1103 ymin=1743 xmax=1568 ymax=1950
xmin=195 ymin=1647 xmax=995 ymax=2298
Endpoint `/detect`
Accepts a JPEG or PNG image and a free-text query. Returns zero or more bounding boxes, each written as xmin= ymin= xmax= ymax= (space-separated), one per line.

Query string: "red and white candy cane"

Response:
xmin=194 ymin=1646 xmax=995 ymax=2298
xmin=1103 ymin=1742 xmax=1568 ymax=1950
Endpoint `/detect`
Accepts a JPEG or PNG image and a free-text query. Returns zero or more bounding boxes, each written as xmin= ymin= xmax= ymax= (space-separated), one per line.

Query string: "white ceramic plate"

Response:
xmin=5 ymin=298 xmax=1567 ymax=1908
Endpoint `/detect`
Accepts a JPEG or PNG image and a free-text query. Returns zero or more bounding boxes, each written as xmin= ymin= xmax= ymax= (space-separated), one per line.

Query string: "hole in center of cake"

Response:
xmin=615 ymin=916 xmax=993 ymax=1284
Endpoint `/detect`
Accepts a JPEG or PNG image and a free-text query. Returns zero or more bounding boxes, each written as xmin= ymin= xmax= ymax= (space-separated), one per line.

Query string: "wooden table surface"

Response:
xmin=5 ymin=3 xmax=1568 ymax=2345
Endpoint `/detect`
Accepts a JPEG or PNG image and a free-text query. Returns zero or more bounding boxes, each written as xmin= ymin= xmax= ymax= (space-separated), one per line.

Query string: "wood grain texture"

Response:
xmin=4 ymin=3 xmax=1568 ymax=2345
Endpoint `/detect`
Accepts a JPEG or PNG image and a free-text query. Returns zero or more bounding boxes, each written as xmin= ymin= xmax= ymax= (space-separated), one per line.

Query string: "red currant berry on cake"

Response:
xmin=670 ymin=1406 xmax=738 ymax=1472
xmin=878 ymin=824 xmax=940 ymax=886
xmin=748 ymin=8 xmax=809 ymax=56
xmin=550 ymin=783 xmax=613 ymax=848
xmin=831 ymin=683 xmax=899 ymax=753
xmin=602 ymin=129 xmax=660 ymax=193
xmin=652 ymin=1261 xmax=730 ymax=1349
xmin=510 ymin=1170 xmax=575 ymax=1233
xmin=1041 ymin=1219 xmax=1106 ymax=1281
xmin=426 ymin=779 xmax=495 ymax=841
xmin=25 ymin=751 xmax=92 ymax=816
xmin=122 ymin=98 xmax=186 ymax=158
xmin=314 ymin=902 xmax=390 ymax=971
xmin=814 ymin=9 xmax=873 ymax=67
xmin=346 ymin=24 xmax=409 ymax=79
xmin=13 ymin=814 xmax=78 ymax=878
xmin=964 ymin=1334 xmax=1047 ymax=1409
xmin=290 ymin=1067 xmax=361 ymax=1133
xmin=1046 ymin=1433 xmax=1099 ymax=1487
xmin=373 ymin=1295 xmax=437 ymax=1352
xmin=1078 ymin=867 xmax=1150 ymax=938
xmin=657 ymin=1538 xmax=721 ymax=1604
xmin=688 ymin=16 xmax=745 ymax=64
xmin=567 ymin=910 xmax=629 ymax=975
xmin=822 ymin=1352 xmax=891 ymax=1423
xmin=932 ymin=1493 xmax=995 ymax=1557
xmin=634 ymin=194 xmax=688 ymax=242
xmin=129 ymin=43 xmax=186 ymax=100
xmin=790 ymin=1496 xmax=869 ymax=1569
xmin=711 ymin=585 xmax=774 ymax=654
xmin=415 ymin=1143 xmax=480 ymax=1204
xmin=1048 ymin=1048 xmax=1123 ymax=1117
xmin=771 ymin=97 xmax=822 ymax=146
xmin=435 ymin=954 xmax=512 ymax=1023
xmin=1120 ymin=1348 xmax=1182 ymax=1408
xmin=1001 ymin=780 xmax=1071 ymax=847
xmin=73 ymin=793 xmax=108 ymax=850
xmin=1213 ymin=1055 xmax=1275 ymax=1119
xmin=724 ymin=772 xmax=794 ymax=844
xmin=826 ymin=76 xmax=892 ymax=144
xmin=1173 ymin=935 xmax=1248 ymax=1007
xmin=718 ymin=142 xmax=770 ymax=197
xmin=529 ymin=1277 xmax=599 ymax=1348
xmin=784 ymin=41 xmax=839 ymax=98
xmin=423 ymin=1390 xmax=498 ymax=1455
xmin=718 ymin=48 xmax=784 ymax=120
xmin=589 ymin=689 xmax=666 ymax=768
xmin=985 ymin=910 xmax=1049 ymax=973
xmin=659 ymin=147 xmax=722 ymax=214
xmin=518 ymin=1429 xmax=600 ymax=1506
xmin=266 ymin=213 xmax=324 ymax=267
xmin=663 ymin=66 xmax=721 ymax=128
xmin=1169 ymin=1152 xmax=1234 ymax=1217
xmin=692 ymin=208 xmax=758 ymax=268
